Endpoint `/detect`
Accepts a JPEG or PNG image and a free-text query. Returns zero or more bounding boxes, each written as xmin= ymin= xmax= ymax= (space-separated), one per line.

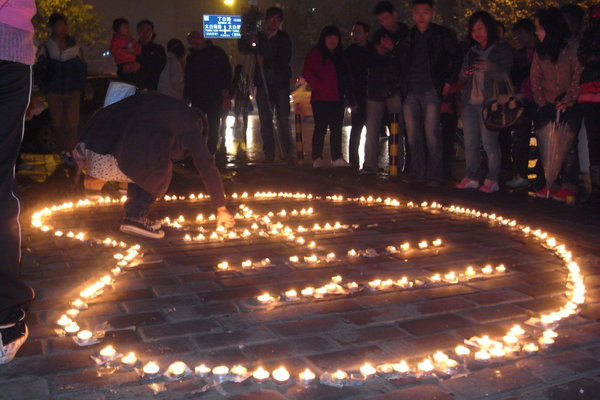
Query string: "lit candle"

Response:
xmin=432 ymin=238 xmax=443 ymax=247
xmin=430 ymin=273 xmax=441 ymax=283
xmin=272 ymin=366 xmax=290 ymax=383
xmin=455 ymin=345 xmax=470 ymax=357
xmin=143 ymin=361 xmax=160 ymax=375
xmin=257 ymin=293 xmax=275 ymax=304
xmin=381 ymin=279 xmax=393 ymax=289
xmin=253 ymin=366 xmax=270 ymax=382
xmin=396 ymin=277 xmax=409 ymax=287
xmin=217 ymin=261 xmax=229 ymax=271
xmin=386 ymin=246 xmax=397 ymax=253
xmin=359 ymin=363 xmax=376 ymax=377
xmin=195 ymin=364 xmax=211 ymax=378
xmin=99 ymin=345 xmax=117 ymax=359
xmin=474 ymin=349 xmax=491 ymax=360
xmin=444 ymin=271 xmax=457 ymax=283
xmin=523 ymin=343 xmax=539 ymax=353
xmin=331 ymin=275 xmax=342 ymax=284
xmin=231 ymin=365 xmax=248 ymax=377
xmin=376 ymin=363 xmax=394 ymax=374
xmin=496 ymin=264 xmax=506 ymax=273
xmin=347 ymin=282 xmax=359 ymax=291
xmin=477 ymin=336 xmax=492 ymax=348
xmin=307 ymin=241 xmax=316 ymax=249
xmin=285 ymin=289 xmax=298 ymax=299
xmin=301 ymin=287 xmax=315 ymax=297
xmin=121 ymin=352 xmax=137 ymax=366
xmin=418 ymin=241 xmax=428 ymax=249
xmin=400 ymin=242 xmax=410 ymax=251
xmin=489 ymin=345 xmax=505 ymax=357
xmin=482 ymin=265 xmax=493 ymax=275
xmin=299 ymin=368 xmax=316 ymax=384
xmin=66 ymin=309 xmax=79 ymax=318
xmin=369 ymin=279 xmax=382 ymax=289
xmin=393 ymin=360 xmax=410 ymax=374
xmin=417 ymin=359 xmax=434 ymax=373
xmin=332 ymin=369 xmax=348 ymax=383
xmin=304 ymin=255 xmax=318 ymax=263
xmin=241 ymin=260 xmax=253 ymax=269
xmin=212 ymin=365 xmax=229 ymax=381
xmin=503 ymin=335 xmax=518 ymax=346
xmin=64 ymin=322 xmax=80 ymax=334
xmin=57 ymin=315 xmax=72 ymax=327
xmin=465 ymin=266 xmax=476 ymax=277
xmin=77 ymin=330 xmax=93 ymax=341
xmin=432 ymin=351 xmax=449 ymax=364
xmin=71 ymin=299 xmax=87 ymax=310
xmin=347 ymin=249 xmax=358 ymax=257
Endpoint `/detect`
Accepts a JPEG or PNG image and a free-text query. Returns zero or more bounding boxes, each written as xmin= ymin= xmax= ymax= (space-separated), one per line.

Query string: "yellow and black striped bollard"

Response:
xmin=389 ymin=112 xmax=400 ymax=177
xmin=295 ymin=114 xmax=305 ymax=166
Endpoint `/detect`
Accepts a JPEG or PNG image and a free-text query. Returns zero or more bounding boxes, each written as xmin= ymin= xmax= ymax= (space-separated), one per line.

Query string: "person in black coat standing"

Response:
xmin=134 ymin=20 xmax=166 ymax=90
xmin=185 ymin=31 xmax=232 ymax=155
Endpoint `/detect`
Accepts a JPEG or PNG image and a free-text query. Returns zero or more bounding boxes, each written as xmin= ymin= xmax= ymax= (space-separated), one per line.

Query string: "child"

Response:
xmin=110 ymin=18 xmax=141 ymax=81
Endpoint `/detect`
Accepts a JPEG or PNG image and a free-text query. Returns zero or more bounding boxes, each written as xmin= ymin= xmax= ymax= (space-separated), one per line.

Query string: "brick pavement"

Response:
xmin=3 ymin=164 xmax=600 ymax=399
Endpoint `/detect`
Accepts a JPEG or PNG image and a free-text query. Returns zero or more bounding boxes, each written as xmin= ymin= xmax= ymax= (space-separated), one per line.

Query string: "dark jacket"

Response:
xmin=403 ymin=23 xmax=462 ymax=96
xmin=373 ymin=23 xmax=409 ymax=49
xmin=185 ymin=42 xmax=232 ymax=107
xmin=344 ymin=42 xmax=372 ymax=104
xmin=81 ymin=92 xmax=225 ymax=207
xmin=134 ymin=41 xmax=166 ymax=90
xmin=367 ymin=47 xmax=404 ymax=101
xmin=34 ymin=35 xmax=87 ymax=94
xmin=254 ymin=30 xmax=292 ymax=89
xmin=578 ymin=18 xmax=600 ymax=103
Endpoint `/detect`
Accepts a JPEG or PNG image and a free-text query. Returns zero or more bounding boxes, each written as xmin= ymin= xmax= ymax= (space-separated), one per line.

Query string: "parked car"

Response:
xmin=22 ymin=75 xmax=113 ymax=153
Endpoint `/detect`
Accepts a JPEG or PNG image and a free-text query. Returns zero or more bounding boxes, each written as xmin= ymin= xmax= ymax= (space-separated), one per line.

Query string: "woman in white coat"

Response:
xmin=157 ymin=38 xmax=185 ymax=99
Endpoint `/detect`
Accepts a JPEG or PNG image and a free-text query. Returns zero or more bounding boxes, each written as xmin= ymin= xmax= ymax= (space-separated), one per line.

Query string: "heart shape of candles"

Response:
xmin=33 ymin=192 xmax=586 ymax=391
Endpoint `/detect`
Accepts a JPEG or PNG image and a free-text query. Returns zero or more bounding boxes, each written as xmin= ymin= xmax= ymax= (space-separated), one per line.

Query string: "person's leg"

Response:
xmin=349 ymin=102 xmax=366 ymax=168
xmin=479 ymin=112 xmax=501 ymax=182
xmin=123 ymin=183 xmax=155 ymax=220
xmin=204 ymin=102 xmax=223 ymax=155
xmin=403 ymin=93 xmax=426 ymax=180
xmin=441 ymin=112 xmax=458 ymax=180
xmin=273 ymin=87 xmax=293 ymax=159
xmin=364 ymin=99 xmax=385 ymax=171
xmin=63 ymin=90 xmax=81 ymax=153
xmin=45 ymin=92 xmax=66 ymax=152
xmin=461 ymin=104 xmax=482 ymax=181
xmin=498 ymin=127 xmax=512 ymax=179
xmin=329 ymin=101 xmax=345 ymax=161
xmin=256 ymin=87 xmax=274 ymax=160
xmin=511 ymin=117 xmax=533 ymax=179
xmin=582 ymin=102 xmax=600 ymax=192
xmin=422 ymin=90 xmax=443 ymax=182
xmin=0 ymin=61 xmax=35 ymax=334
xmin=311 ymin=101 xmax=328 ymax=161
xmin=386 ymin=94 xmax=406 ymax=172
xmin=559 ymin=105 xmax=583 ymax=190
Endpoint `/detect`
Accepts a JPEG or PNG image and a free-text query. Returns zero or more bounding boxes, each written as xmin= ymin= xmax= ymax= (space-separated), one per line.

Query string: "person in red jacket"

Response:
xmin=110 ymin=18 xmax=141 ymax=82
xmin=302 ymin=26 xmax=352 ymax=168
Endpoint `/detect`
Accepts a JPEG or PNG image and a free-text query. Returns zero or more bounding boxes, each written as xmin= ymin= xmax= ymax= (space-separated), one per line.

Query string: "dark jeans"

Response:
xmin=349 ymin=102 xmax=366 ymax=168
xmin=441 ymin=112 xmax=458 ymax=180
xmin=0 ymin=61 xmax=35 ymax=325
xmin=365 ymin=94 xmax=404 ymax=171
xmin=124 ymin=183 xmax=155 ymax=220
xmin=194 ymin=100 xmax=223 ymax=155
xmin=46 ymin=90 xmax=81 ymax=152
xmin=535 ymin=103 xmax=582 ymax=188
xmin=403 ymin=90 xmax=443 ymax=181
xmin=311 ymin=100 xmax=345 ymax=161
xmin=256 ymin=85 xmax=292 ymax=159
xmin=463 ymin=103 xmax=501 ymax=181
xmin=582 ymin=102 xmax=600 ymax=166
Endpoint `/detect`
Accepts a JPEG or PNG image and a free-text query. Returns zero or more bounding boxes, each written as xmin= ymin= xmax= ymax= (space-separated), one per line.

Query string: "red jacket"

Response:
xmin=302 ymin=48 xmax=340 ymax=102
xmin=110 ymin=33 xmax=141 ymax=65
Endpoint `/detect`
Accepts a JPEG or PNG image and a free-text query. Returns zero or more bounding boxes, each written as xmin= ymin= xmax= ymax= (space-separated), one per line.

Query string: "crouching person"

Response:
xmin=78 ymin=92 xmax=234 ymax=238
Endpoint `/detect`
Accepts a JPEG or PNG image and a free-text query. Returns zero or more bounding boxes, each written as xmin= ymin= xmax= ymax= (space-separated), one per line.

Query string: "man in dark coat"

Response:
xmin=134 ymin=19 xmax=166 ymax=90
xmin=185 ymin=31 xmax=232 ymax=156
xmin=81 ymin=92 xmax=234 ymax=238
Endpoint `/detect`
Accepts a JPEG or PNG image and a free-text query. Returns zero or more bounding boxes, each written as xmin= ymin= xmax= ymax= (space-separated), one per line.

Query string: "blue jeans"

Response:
xmin=403 ymin=90 xmax=443 ymax=181
xmin=256 ymin=85 xmax=292 ymax=159
xmin=462 ymin=103 xmax=501 ymax=181
xmin=365 ymin=94 xmax=404 ymax=171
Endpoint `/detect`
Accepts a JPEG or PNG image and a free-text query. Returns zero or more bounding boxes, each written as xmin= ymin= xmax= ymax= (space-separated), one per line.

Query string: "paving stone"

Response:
xmin=464 ymin=289 xmax=532 ymax=306
xmin=382 ymin=333 xmax=461 ymax=358
xmin=461 ymin=304 xmax=529 ymax=324
xmin=268 ymin=317 xmax=349 ymax=337
xmin=398 ymin=314 xmax=473 ymax=336
xmin=140 ymin=318 xmax=220 ymax=339
xmin=0 ymin=378 xmax=50 ymax=400
xmin=328 ymin=325 xmax=406 ymax=346
xmin=307 ymin=345 xmax=390 ymax=370
xmin=416 ymin=297 xmax=474 ymax=314
xmin=243 ymin=336 xmax=333 ymax=361
xmin=516 ymin=351 xmax=600 ymax=382
xmin=519 ymin=377 xmax=600 ymax=400
xmin=367 ymin=383 xmax=454 ymax=400
xmin=51 ymin=369 xmax=138 ymax=392
xmin=194 ymin=327 xmax=277 ymax=350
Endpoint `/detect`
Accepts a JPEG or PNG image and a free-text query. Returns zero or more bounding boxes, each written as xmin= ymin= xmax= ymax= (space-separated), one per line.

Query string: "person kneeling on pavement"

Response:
xmin=78 ymin=91 xmax=234 ymax=238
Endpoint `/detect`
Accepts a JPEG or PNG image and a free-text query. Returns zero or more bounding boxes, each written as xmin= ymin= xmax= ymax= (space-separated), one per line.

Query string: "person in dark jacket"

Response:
xmin=185 ymin=31 xmax=232 ymax=156
xmin=80 ymin=92 xmax=234 ymax=238
xmin=34 ymin=13 xmax=86 ymax=158
xmin=345 ymin=21 xmax=372 ymax=169
xmin=303 ymin=26 xmax=352 ymax=169
xmin=402 ymin=0 xmax=461 ymax=186
xmin=254 ymin=7 xmax=293 ymax=162
xmin=134 ymin=19 xmax=166 ymax=90
xmin=578 ymin=3 xmax=600 ymax=194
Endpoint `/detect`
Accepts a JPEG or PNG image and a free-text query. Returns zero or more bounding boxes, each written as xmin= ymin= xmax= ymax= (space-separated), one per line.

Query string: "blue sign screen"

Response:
xmin=203 ymin=15 xmax=242 ymax=39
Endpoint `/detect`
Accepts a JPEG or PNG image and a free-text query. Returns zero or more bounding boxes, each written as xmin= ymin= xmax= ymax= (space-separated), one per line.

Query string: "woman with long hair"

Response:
xmin=302 ymin=25 xmax=352 ymax=168
xmin=158 ymin=38 xmax=186 ymax=99
xmin=456 ymin=11 xmax=513 ymax=193
xmin=531 ymin=7 xmax=583 ymax=201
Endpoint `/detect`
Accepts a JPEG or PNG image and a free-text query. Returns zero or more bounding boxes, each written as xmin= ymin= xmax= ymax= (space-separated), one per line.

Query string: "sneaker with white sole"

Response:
xmin=331 ymin=158 xmax=351 ymax=167
xmin=0 ymin=321 xmax=28 ymax=364
xmin=479 ymin=179 xmax=499 ymax=193
xmin=120 ymin=217 xmax=165 ymax=239
xmin=506 ymin=175 xmax=529 ymax=188
xmin=312 ymin=157 xmax=324 ymax=168
xmin=455 ymin=178 xmax=479 ymax=189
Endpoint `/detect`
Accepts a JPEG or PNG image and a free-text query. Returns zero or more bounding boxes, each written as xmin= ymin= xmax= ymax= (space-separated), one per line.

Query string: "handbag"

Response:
xmin=482 ymin=74 xmax=526 ymax=130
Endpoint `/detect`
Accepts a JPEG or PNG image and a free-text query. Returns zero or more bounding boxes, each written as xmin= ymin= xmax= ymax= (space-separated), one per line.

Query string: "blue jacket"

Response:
xmin=34 ymin=35 xmax=87 ymax=94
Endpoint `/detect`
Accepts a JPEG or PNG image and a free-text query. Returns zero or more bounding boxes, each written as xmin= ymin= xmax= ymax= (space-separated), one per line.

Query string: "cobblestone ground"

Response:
xmin=3 ymin=163 xmax=600 ymax=400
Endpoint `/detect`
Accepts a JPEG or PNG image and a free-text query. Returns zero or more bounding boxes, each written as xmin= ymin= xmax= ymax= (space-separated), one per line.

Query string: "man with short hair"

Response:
xmin=345 ymin=21 xmax=372 ymax=169
xmin=362 ymin=1 xmax=408 ymax=175
xmin=255 ymin=7 xmax=293 ymax=162
xmin=402 ymin=0 xmax=461 ymax=186
xmin=134 ymin=19 xmax=166 ymax=90
xmin=185 ymin=31 xmax=232 ymax=156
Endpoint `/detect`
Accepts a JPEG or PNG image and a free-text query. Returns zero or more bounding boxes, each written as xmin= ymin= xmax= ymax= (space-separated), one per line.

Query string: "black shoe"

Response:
xmin=0 ymin=320 xmax=28 ymax=364
xmin=120 ymin=218 xmax=165 ymax=239
xmin=360 ymin=167 xmax=377 ymax=175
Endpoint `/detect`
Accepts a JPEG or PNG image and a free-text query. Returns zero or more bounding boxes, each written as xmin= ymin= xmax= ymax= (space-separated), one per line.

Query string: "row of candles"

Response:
xmin=30 ymin=191 xmax=585 ymax=390
xmin=254 ymin=263 xmax=506 ymax=305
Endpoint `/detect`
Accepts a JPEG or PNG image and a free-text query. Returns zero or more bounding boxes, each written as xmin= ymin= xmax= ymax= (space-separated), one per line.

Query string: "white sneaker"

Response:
xmin=455 ymin=178 xmax=480 ymax=189
xmin=506 ymin=175 xmax=529 ymax=188
xmin=0 ymin=322 xmax=28 ymax=364
xmin=331 ymin=158 xmax=351 ymax=167
xmin=312 ymin=157 xmax=324 ymax=168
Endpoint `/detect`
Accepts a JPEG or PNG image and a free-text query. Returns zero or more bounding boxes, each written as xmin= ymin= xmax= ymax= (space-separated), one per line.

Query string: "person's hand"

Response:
xmin=462 ymin=67 xmax=474 ymax=77
xmin=216 ymin=206 xmax=235 ymax=229
xmin=556 ymin=99 xmax=573 ymax=111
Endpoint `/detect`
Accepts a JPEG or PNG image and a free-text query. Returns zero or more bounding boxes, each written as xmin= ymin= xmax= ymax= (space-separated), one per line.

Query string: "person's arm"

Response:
xmin=443 ymin=28 xmax=462 ymax=91
xmin=482 ymin=43 xmax=513 ymax=81
xmin=302 ymin=50 xmax=321 ymax=89
xmin=265 ymin=31 xmax=292 ymax=72
xmin=459 ymin=48 xmax=472 ymax=82
xmin=560 ymin=50 xmax=584 ymax=109
xmin=110 ymin=36 xmax=136 ymax=63
xmin=530 ymin=52 xmax=546 ymax=108
xmin=219 ymin=48 xmax=232 ymax=96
